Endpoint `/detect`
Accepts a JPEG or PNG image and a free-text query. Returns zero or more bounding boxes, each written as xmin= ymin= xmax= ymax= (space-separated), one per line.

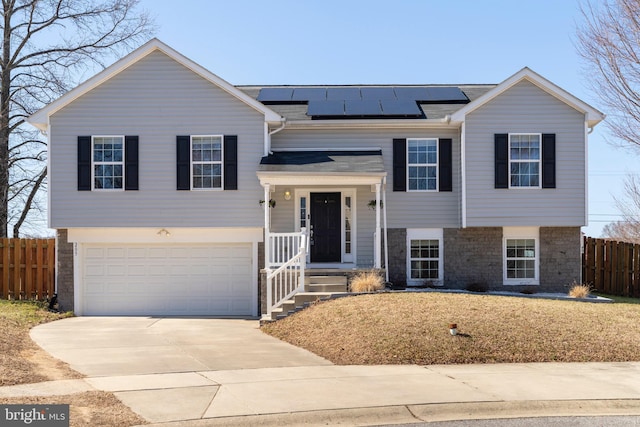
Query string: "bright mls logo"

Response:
xmin=1 ymin=405 xmax=69 ymax=426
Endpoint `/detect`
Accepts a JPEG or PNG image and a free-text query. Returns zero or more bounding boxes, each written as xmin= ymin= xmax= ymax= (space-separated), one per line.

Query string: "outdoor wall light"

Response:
xmin=284 ymin=190 xmax=292 ymax=201
xmin=157 ymin=228 xmax=171 ymax=237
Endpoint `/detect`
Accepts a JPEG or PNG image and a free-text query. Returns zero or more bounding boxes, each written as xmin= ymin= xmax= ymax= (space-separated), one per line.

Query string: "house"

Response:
xmin=27 ymin=39 xmax=604 ymax=317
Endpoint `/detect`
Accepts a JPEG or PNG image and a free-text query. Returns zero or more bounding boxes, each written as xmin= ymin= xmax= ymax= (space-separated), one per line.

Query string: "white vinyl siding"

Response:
xmin=465 ymin=80 xmax=586 ymax=227
xmin=49 ymin=50 xmax=265 ymax=228
xmin=272 ymin=128 xmax=460 ymax=229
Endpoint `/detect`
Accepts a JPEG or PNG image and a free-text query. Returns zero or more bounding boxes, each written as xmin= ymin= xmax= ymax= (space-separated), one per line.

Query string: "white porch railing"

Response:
xmin=268 ymin=229 xmax=308 ymax=268
xmin=264 ymin=228 xmax=307 ymax=319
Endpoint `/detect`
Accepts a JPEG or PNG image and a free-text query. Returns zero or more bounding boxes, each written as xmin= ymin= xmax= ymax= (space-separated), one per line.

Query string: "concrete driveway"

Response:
xmin=30 ymin=317 xmax=331 ymax=377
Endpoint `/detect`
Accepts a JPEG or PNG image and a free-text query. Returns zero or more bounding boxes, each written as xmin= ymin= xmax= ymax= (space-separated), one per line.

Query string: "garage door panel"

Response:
xmin=82 ymin=243 xmax=254 ymax=316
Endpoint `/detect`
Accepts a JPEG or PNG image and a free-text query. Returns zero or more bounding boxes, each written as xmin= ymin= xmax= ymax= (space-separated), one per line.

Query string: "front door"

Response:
xmin=310 ymin=192 xmax=341 ymax=263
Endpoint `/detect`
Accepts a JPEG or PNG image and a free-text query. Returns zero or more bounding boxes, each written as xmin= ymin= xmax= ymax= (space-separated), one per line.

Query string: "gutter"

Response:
xmin=265 ymin=119 xmax=286 ymax=156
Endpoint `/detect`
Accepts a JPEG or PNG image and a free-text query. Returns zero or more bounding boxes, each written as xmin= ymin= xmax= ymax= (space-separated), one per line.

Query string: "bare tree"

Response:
xmin=1 ymin=0 xmax=154 ymax=237
xmin=576 ymin=0 xmax=640 ymax=150
xmin=602 ymin=174 xmax=640 ymax=243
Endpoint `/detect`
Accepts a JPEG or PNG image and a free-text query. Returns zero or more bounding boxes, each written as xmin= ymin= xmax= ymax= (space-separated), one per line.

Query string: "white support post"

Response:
xmin=375 ymin=183 xmax=381 ymax=269
xmin=382 ymin=178 xmax=389 ymax=282
xmin=264 ymin=183 xmax=271 ymax=268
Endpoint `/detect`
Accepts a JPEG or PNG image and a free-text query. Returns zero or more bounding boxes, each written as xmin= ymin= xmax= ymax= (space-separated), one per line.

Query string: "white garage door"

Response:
xmin=82 ymin=243 xmax=254 ymax=316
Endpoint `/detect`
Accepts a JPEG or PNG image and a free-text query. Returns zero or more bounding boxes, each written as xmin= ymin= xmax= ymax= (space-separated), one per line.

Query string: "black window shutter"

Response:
xmin=77 ymin=136 xmax=92 ymax=191
xmin=124 ymin=136 xmax=139 ymax=190
xmin=224 ymin=135 xmax=238 ymax=190
xmin=438 ymin=138 xmax=452 ymax=192
xmin=542 ymin=133 xmax=556 ymax=188
xmin=393 ymin=138 xmax=406 ymax=192
xmin=494 ymin=134 xmax=509 ymax=189
xmin=176 ymin=136 xmax=191 ymax=190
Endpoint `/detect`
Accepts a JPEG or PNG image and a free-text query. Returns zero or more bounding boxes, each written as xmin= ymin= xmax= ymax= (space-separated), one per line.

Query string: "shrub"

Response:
xmin=568 ymin=282 xmax=591 ymax=298
xmin=350 ymin=270 xmax=385 ymax=292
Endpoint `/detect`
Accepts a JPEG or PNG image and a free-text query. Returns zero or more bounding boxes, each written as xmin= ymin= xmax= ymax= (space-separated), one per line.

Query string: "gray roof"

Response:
xmin=238 ymin=84 xmax=496 ymax=121
xmin=259 ymin=150 xmax=384 ymax=173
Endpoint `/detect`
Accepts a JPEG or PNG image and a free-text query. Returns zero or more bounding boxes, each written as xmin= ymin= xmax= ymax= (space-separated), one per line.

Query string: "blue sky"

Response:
xmin=141 ymin=0 xmax=631 ymax=236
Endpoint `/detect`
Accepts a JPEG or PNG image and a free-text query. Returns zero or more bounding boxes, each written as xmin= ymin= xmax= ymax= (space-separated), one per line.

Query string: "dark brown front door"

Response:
xmin=310 ymin=192 xmax=341 ymax=263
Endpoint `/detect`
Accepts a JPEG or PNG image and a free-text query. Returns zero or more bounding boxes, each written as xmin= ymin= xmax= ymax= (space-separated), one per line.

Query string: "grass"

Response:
xmin=0 ymin=300 xmax=146 ymax=427
xmin=262 ymin=293 xmax=640 ymax=365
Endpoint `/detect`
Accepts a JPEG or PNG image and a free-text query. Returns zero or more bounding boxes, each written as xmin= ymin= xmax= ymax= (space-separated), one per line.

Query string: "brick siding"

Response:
xmin=56 ymin=229 xmax=74 ymax=312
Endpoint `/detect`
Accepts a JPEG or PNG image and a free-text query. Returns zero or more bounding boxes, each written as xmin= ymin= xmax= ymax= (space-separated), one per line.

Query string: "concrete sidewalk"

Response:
xmin=16 ymin=317 xmax=640 ymax=425
xmin=3 ymin=362 xmax=640 ymax=425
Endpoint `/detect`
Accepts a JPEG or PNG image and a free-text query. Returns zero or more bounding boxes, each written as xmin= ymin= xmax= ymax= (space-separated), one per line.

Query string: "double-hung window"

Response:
xmin=92 ymin=136 xmax=124 ymax=190
xmin=407 ymin=138 xmax=438 ymax=191
xmin=191 ymin=135 xmax=223 ymax=190
xmin=503 ymin=227 xmax=539 ymax=285
xmin=509 ymin=133 xmax=540 ymax=188
xmin=407 ymin=229 xmax=443 ymax=285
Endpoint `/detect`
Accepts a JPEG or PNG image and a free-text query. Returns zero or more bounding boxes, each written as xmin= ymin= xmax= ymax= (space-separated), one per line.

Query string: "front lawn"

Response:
xmin=262 ymin=293 xmax=640 ymax=365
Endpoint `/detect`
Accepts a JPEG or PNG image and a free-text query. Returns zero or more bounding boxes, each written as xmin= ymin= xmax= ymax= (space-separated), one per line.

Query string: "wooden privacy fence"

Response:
xmin=582 ymin=236 xmax=640 ymax=298
xmin=0 ymin=238 xmax=55 ymax=301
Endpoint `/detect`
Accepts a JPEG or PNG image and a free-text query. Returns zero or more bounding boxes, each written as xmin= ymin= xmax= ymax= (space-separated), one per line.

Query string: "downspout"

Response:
xmin=374 ymin=183 xmax=381 ymax=269
xmin=265 ymin=119 xmax=286 ymax=156
xmin=460 ymin=121 xmax=467 ymax=228
xmin=382 ymin=176 xmax=389 ymax=282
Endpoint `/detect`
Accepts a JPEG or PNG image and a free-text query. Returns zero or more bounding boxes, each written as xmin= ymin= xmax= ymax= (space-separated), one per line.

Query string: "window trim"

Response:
xmin=91 ymin=135 xmax=125 ymax=191
xmin=190 ymin=134 xmax=224 ymax=191
xmin=407 ymin=138 xmax=439 ymax=192
xmin=503 ymin=226 xmax=540 ymax=285
xmin=508 ymin=133 xmax=542 ymax=189
xmin=406 ymin=228 xmax=444 ymax=286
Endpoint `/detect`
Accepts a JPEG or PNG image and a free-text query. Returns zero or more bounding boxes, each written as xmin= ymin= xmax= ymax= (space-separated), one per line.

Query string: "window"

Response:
xmin=407 ymin=229 xmax=443 ymax=285
xmin=503 ymin=227 xmax=539 ymax=285
xmin=407 ymin=138 xmax=438 ymax=191
xmin=92 ymin=136 xmax=124 ymax=190
xmin=299 ymin=196 xmax=307 ymax=229
xmin=344 ymin=196 xmax=352 ymax=254
xmin=191 ymin=135 xmax=222 ymax=189
xmin=509 ymin=133 xmax=540 ymax=188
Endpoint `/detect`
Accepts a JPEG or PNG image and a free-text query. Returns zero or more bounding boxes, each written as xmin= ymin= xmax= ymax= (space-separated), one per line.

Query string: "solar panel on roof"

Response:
xmin=327 ymin=87 xmax=361 ymax=100
xmin=380 ymin=100 xmax=423 ymax=116
xmin=360 ymin=87 xmax=397 ymax=100
xmin=393 ymin=87 xmax=431 ymax=101
xmin=344 ymin=100 xmax=383 ymax=116
xmin=307 ymin=100 xmax=345 ymax=116
xmin=291 ymin=88 xmax=327 ymax=101
xmin=425 ymin=87 xmax=468 ymax=102
xmin=256 ymin=88 xmax=294 ymax=102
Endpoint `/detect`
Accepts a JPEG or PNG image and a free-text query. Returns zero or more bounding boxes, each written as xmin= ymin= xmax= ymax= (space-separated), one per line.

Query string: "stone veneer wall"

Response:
xmin=443 ymin=227 xmax=503 ymax=290
xmin=540 ymin=226 xmax=581 ymax=292
xmin=386 ymin=228 xmax=407 ymax=286
xmin=56 ymin=229 xmax=74 ymax=312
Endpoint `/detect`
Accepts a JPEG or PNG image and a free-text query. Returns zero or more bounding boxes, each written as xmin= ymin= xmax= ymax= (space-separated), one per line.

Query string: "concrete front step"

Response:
xmin=307 ymin=275 xmax=348 ymax=285
xmin=305 ymin=283 xmax=347 ymax=292
xmin=268 ymin=292 xmax=349 ymax=321
xmin=305 ymin=275 xmax=348 ymax=292
xmin=264 ymin=273 xmax=353 ymax=323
